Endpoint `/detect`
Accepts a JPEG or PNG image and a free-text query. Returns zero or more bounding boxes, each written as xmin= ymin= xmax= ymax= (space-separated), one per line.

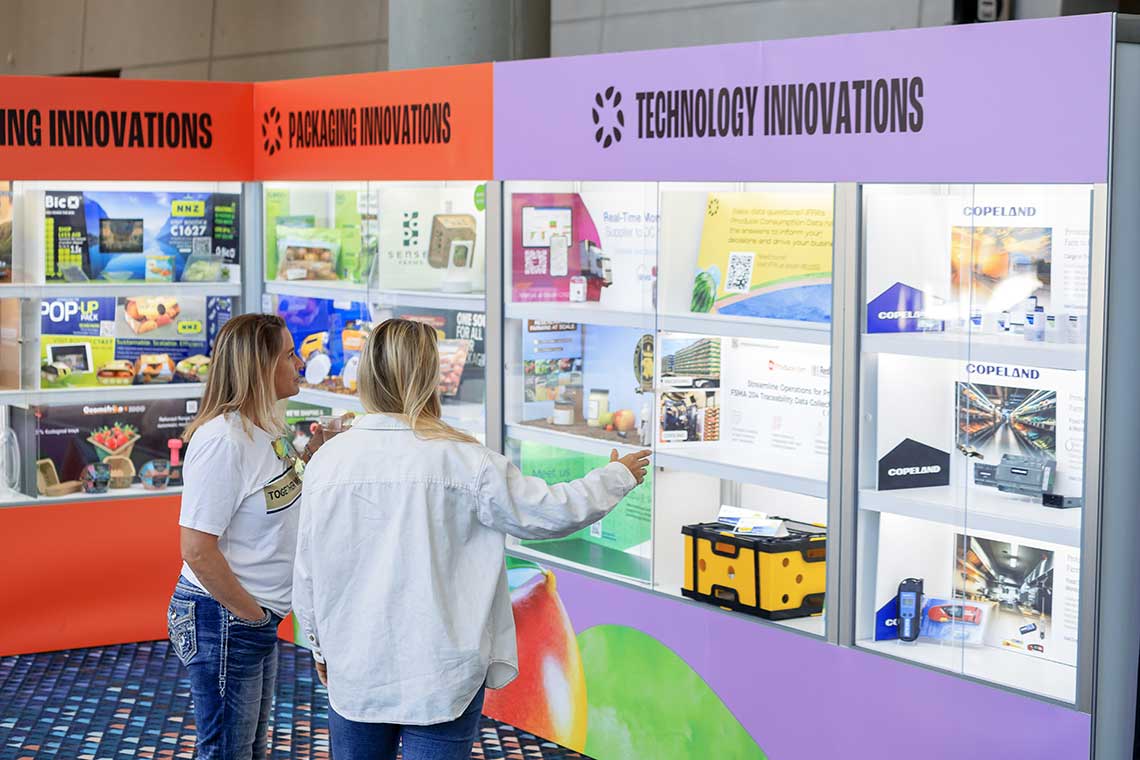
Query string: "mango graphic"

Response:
xmin=484 ymin=566 xmax=589 ymax=751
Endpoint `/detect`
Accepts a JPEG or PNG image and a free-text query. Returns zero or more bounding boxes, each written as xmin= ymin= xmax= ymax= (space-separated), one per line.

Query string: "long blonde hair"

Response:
xmin=358 ymin=318 xmax=478 ymax=443
xmin=183 ymin=313 xmax=288 ymax=441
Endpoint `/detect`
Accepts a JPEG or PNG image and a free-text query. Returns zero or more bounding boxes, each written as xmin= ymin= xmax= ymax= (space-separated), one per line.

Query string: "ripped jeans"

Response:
xmin=168 ymin=576 xmax=282 ymax=760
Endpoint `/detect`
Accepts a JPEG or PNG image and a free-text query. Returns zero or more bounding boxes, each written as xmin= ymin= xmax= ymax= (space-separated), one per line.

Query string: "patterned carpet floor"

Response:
xmin=0 ymin=641 xmax=587 ymax=760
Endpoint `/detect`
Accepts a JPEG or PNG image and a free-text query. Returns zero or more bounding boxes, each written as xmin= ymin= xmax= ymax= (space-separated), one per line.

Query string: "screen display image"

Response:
xmin=99 ymin=219 xmax=145 ymax=253
xmin=956 ymin=382 xmax=1057 ymax=462
xmin=47 ymin=343 xmax=93 ymax=372
xmin=950 ymin=226 xmax=1052 ymax=307
xmin=521 ymin=206 xmax=572 ymax=248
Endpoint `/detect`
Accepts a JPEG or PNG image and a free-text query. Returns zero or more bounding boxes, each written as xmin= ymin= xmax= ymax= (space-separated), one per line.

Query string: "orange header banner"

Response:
xmin=252 ymin=64 xmax=493 ymax=181
xmin=0 ymin=76 xmax=253 ymax=180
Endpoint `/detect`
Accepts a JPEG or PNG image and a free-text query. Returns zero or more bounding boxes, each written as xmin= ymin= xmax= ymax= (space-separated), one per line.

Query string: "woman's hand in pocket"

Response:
xmin=315 ymin=660 xmax=328 ymax=687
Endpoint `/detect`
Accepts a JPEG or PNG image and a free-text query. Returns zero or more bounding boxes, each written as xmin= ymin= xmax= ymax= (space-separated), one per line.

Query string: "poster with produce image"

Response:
xmin=398 ymin=307 xmax=487 ymax=405
xmin=13 ymin=398 xmax=199 ymax=494
xmin=690 ymin=190 xmax=833 ymax=321
xmin=43 ymin=190 xmax=240 ymax=283
xmin=0 ymin=181 xmax=11 ymax=283
xmin=264 ymin=186 xmax=375 ymax=284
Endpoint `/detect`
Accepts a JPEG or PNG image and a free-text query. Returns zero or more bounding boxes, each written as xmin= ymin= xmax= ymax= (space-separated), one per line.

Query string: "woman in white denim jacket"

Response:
xmin=293 ymin=319 xmax=650 ymax=760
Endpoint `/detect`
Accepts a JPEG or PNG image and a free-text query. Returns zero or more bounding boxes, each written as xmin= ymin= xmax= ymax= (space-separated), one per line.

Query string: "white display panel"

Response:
xmin=856 ymin=184 xmax=1093 ymax=702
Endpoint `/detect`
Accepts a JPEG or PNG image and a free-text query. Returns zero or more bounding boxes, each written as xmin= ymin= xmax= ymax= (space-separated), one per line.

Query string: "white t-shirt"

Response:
xmin=179 ymin=413 xmax=303 ymax=616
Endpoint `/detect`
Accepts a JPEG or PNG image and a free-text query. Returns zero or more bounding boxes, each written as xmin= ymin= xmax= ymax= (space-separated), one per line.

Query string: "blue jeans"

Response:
xmin=167 ymin=577 xmax=282 ymax=760
xmin=328 ymin=687 xmax=486 ymax=760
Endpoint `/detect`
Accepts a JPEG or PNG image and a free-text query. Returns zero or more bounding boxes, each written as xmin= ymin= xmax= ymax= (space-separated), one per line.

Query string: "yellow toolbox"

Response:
xmin=681 ymin=519 xmax=826 ymax=620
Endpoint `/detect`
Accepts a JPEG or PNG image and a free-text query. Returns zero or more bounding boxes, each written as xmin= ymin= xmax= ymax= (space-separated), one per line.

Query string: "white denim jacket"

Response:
xmin=292 ymin=413 xmax=637 ymax=725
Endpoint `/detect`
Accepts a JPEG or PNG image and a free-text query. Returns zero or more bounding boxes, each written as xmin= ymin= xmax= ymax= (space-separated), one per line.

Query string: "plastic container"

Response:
xmin=681 ymin=518 xmax=826 ymax=620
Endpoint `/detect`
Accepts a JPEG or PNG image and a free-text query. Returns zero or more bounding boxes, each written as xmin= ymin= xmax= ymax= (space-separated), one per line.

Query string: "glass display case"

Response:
xmin=503 ymin=180 xmax=836 ymax=635
xmin=0 ymin=180 xmax=244 ymax=505
xmin=853 ymin=183 xmax=1094 ymax=703
xmin=261 ymin=180 xmax=492 ymax=443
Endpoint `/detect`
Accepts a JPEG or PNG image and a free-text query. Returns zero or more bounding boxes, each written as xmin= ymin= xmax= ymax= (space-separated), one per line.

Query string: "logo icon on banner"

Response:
xmin=591 ymin=86 xmax=625 ymax=149
xmin=261 ymin=107 xmax=283 ymax=156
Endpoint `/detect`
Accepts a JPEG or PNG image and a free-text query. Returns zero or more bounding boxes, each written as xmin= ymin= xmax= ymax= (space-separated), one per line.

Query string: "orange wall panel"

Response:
xmin=0 ymin=496 xmax=183 ymax=655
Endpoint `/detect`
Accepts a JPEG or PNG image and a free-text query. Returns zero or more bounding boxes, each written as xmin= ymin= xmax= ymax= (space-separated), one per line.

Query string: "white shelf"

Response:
xmin=0 ymin=384 xmax=204 ymax=407
xmin=659 ymin=312 xmax=831 ymax=344
xmin=505 ymin=422 xmax=645 ymax=457
xmin=264 ymin=280 xmax=368 ymax=302
xmin=858 ymin=638 xmax=1075 ymax=704
xmin=508 ymin=543 xmax=652 ymax=588
xmin=655 ymin=447 xmax=827 ymax=497
xmin=293 ymin=387 xmax=364 ymax=413
xmin=653 ymin=583 xmax=826 ymax=637
xmin=506 ymin=302 xmax=654 ymax=330
xmin=0 ymin=484 xmax=183 ymax=509
xmin=859 ymin=486 xmax=1082 ymax=547
xmin=862 ymin=332 xmax=1086 ymax=372
xmin=370 ymin=289 xmax=486 ymax=312
xmin=0 ymin=282 xmax=242 ymax=298
xmin=293 ymin=387 xmax=485 ymax=435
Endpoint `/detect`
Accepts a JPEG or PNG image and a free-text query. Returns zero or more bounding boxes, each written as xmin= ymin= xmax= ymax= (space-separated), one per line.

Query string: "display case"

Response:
xmin=260 ymin=180 xmax=491 ymax=442
xmin=486 ymin=15 xmax=1140 ymax=760
xmin=0 ymin=179 xmax=244 ymax=506
xmin=853 ymin=183 xmax=1094 ymax=703
xmin=502 ymin=178 xmax=837 ymax=633
xmin=252 ymin=65 xmax=497 ymax=445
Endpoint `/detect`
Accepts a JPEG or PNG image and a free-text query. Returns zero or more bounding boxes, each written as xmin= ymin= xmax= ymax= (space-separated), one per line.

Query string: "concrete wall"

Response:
xmin=0 ymin=0 xmax=388 ymax=80
xmin=0 ymin=0 xmax=1094 ymax=80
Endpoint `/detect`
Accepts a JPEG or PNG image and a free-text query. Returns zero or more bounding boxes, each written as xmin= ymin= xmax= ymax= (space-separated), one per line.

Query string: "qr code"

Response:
xmin=725 ymin=252 xmax=754 ymax=293
xmin=192 ymin=237 xmax=211 ymax=256
xmin=590 ymin=521 xmax=603 ymax=538
xmin=525 ymin=250 xmax=548 ymax=275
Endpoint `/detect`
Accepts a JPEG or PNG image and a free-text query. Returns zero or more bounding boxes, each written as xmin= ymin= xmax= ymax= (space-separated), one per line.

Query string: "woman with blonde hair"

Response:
xmin=294 ymin=318 xmax=650 ymax=760
xmin=167 ymin=313 xmax=333 ymax=760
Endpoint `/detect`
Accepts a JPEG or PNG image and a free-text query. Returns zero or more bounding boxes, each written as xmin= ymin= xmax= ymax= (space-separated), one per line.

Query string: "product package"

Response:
xmin=42 ymin=190 xmax=239 ymax=283
xmin=278 ymin=296 xmax=372 ymax=394
xmin=264 ymin=187 xmax=376 ymax=285
xmin=11 ymin=398 xmax=199 ymax=496
xmin=397 ymin=307 xmax=487 ymax=405
xmin=39 ymin=296 xmax=231 ymax=389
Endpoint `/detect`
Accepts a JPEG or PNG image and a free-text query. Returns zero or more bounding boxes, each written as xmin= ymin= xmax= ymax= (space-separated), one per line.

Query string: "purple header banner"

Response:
xmin=494 ymin=15 xmax=1112 ymax=183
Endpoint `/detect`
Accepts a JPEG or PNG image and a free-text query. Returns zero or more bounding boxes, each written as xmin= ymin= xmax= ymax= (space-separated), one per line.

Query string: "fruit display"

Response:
xmin=277 ymin=229 xmax=340 ymax=281
xmin=482 ymin=566 xmax=588 ymax=751
xmin=88 ymin=423 xmax=140 ymax=461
